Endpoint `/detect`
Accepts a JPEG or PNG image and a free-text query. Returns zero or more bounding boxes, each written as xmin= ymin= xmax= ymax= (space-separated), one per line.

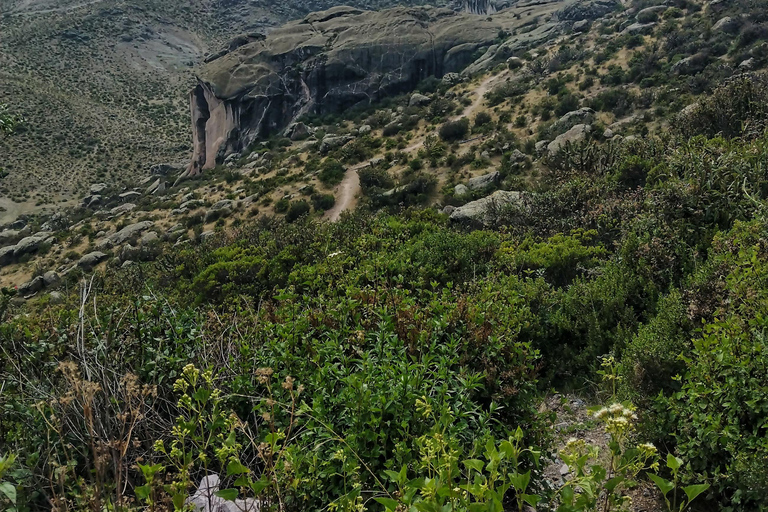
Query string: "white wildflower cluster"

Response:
xmin=593 ymin=403 xmax=638 ymax=439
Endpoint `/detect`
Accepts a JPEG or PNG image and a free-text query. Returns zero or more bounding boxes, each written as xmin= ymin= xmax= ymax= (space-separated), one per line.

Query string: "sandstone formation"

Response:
xmin=184 ymin=1 xmax=570 ymax=175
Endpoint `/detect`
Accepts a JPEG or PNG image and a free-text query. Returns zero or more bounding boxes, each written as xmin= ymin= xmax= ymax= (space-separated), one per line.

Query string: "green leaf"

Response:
xmin=374 ymin=497 xmax=399 ymax=511
xmin=172 ymin=492 xmax=185 ymax=510
xmin=683 ymin=483 xmax=710 ymax=504
xmin=648 ymin=473 xmax=674 ymax=496
xmin=134 ymin=484 xmax=151 ymax=501
xmin=215 ymin=488 xmax=239 ymax=501
xmin=666 ymin=453 xmax=682 ymax=471
xmin=250 ymin=479 xmax=270 ymax=495
xmin=226 ymin=460 xmax=249 ymax=476
xmin=605 ymin=476 xmax=623 ymax=493
xmin=509 ymin=471 xmax=531 ymax=493
xmin=383 ymin=470 xmax=401 ymax=483
xmin=463 ymin=459 xmax=485 ymax=474
xmin=414 ymin=500 xmax=439 ymax=512
xmin=468 ymin=503 xmax=487 ymax=512
xmin=0 ymin=482 xmax=17 ymax=504
xmin=523 ymin=494 xmax=540 ymax=507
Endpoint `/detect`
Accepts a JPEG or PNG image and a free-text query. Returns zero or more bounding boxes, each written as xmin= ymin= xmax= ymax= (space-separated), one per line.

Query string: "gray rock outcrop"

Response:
xmin=78 ymin=251 xmax=108 ymax=270
xmin=548 ymin=124 xmax=591 ymax=154
xmin=183 ymin=3 xmax=568 ymax=175
xmin=98 ymin=221 xmax=154 ymax=249
xmin=449 ymin=190 xmax=522 ymax=225
xmin=467 ymin=171 xmax=500 ymax=190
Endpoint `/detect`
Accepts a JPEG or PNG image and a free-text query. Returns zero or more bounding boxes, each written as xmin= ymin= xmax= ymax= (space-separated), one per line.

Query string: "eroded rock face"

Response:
xmin=462 ymin=0 xmax=497 ymax=14
xmin=184 ymin=2 xmax=567 ymax=175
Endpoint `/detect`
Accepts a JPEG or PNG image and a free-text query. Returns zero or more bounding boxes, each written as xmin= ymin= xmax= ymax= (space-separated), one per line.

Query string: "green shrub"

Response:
xmin=286 ymin=200 xmax=310 ymax=222
xmin=675 ymin=76 xmax=768 ymax=139
xmin=311 ymin=193 xmax=335 ymax=211
xmin=438 ymin=118 xmax=470 ymax=141
xmin=474 ymin=111 xmax=492 ymax=127
xmin=319 ymin=158 xmax=346 ymax=186
xmin=275 ymin=198 xmax=290 ymax=213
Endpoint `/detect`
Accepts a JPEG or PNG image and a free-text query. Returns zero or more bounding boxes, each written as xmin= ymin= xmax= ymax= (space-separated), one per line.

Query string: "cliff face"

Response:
xmin=462 ymin=0 xmax=497 ymax=14
xmin=185 ymin=2 xmax=567 ymax=174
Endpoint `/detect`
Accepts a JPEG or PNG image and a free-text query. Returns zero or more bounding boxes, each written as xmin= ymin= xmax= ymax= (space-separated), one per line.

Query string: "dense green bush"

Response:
xmin=675 ymin=75 xmax=768 ymax=139
xmin=319 ymin=158 xmax=346 ymax=185
xmin=285 ymin=200 xmax=310 ymax=222
xmin=438 ymin=118 xmax=470 ymax=141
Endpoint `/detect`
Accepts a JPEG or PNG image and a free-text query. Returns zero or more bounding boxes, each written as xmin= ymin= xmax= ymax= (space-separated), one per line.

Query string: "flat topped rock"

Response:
xmin=78 ymin=251 xmax=108 ymax=270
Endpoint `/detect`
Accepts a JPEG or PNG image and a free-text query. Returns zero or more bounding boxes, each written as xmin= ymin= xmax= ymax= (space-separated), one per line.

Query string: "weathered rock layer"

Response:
xmin=185 ymin=2 xmax=568 ymax=174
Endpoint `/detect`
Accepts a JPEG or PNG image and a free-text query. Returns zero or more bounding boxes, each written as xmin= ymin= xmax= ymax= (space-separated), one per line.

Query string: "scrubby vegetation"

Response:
xmin=6 ymin=0 xmax=768 ymax=510
xmin=5 ymin=83 xmax=768 ymax=508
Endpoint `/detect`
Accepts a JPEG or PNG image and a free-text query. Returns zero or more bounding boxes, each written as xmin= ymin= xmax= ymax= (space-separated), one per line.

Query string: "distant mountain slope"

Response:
xmin=0 ymin=0 xmax=452 ymax=221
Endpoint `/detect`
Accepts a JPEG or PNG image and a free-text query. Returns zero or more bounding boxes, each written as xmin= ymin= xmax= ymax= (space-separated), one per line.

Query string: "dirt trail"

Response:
xmin=327 ymin=71 xmax=506 ymax=221
xmin=459 ymin=71 xmax=506 ymax=120
xmin=324 ymin=161 xmax=364 ymax=222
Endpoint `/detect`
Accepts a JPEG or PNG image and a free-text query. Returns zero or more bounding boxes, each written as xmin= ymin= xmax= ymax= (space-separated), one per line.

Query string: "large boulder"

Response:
xmin=18 ymin=276 xmax=45 ymax=297
xmin=319 ymin=135 xmax=355 ymax=154
xmin=672 ymin=53 xmax=709 ymax=75
xmin=467 ymin=171 xmax=500 ymax=191
xmin=622 ymin=22 xmax=656 ymax=34
xmin=548 ymin=124 xmax=592 ymax=155
xmin=0 ymin=229 xmax=20 ymax=246
xmin=182 ymin=3 xmax=569 ymax=175
xmin=450 ymin=190 xmax=522 ymax=225
xmin=99 ymin=221 xmax=154 ymax=248
xmin=713 ymin=16 xmax=739 ymax=34
xmin=78 ymin=251 xmax=108 ymax=270
xmin=409 ymin=93 xmax=432 ymax=107
xmin=13 ymin=232 xmax=53 ymax=257
xmin=551 ymin=107 xmax=595 ymax=133
xmin=0 ymin=245 xmax=16 ymax=266
xmin=205 ymin=199 xmax=236 ymax=222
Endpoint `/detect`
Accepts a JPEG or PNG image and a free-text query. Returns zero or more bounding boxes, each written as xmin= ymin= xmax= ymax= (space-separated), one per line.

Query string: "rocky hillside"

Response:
xmin=186 ymin=2 xmax=568 ymax=175
xmin=0 ymin=0 xmax=460 ymax=223
xmin=2 ymin=0 xmax=768 ymax=294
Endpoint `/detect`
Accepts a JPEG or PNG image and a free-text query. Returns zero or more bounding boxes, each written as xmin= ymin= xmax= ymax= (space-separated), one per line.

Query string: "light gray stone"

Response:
xmin=78 ymin=251 xmax=108 ymax=270
xmin=13 ymin=233 xmax=53 ymax=257
xmin=449 ymin=190 xmax=522 ymax=224
xmin=409 ymin=93 xmax=432 ymax=107
xmin=90 ymin=183 xmax=108 ymax=194
xmin=99 ymin=221 xmax=154 ymax=248
xmin=547 ymin=124 xmax=591 ymax=155
xmin=43 ymin=271 xmax=60 ymax=287
xmin=467 ymin=171 xmax=500 ymax=191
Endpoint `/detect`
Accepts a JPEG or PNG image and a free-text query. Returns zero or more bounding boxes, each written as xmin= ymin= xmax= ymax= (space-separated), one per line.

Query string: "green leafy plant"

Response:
xmin=647 ymin=455 xmax=709 ymax=512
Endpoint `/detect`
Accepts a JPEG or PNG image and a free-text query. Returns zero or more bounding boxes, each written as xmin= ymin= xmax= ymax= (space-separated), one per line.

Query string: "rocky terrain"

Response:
xmin=186 ymin=1 xmax=568 ymax=174
xmin=2 ymin=0 xmax=768 ymax=299
xmin=0 ymin=0 xmax=464 ymax=221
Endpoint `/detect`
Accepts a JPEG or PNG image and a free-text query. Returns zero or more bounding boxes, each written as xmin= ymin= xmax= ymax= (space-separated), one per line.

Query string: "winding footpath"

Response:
xmin=327 ymin=71 xmax=506 ymax=221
